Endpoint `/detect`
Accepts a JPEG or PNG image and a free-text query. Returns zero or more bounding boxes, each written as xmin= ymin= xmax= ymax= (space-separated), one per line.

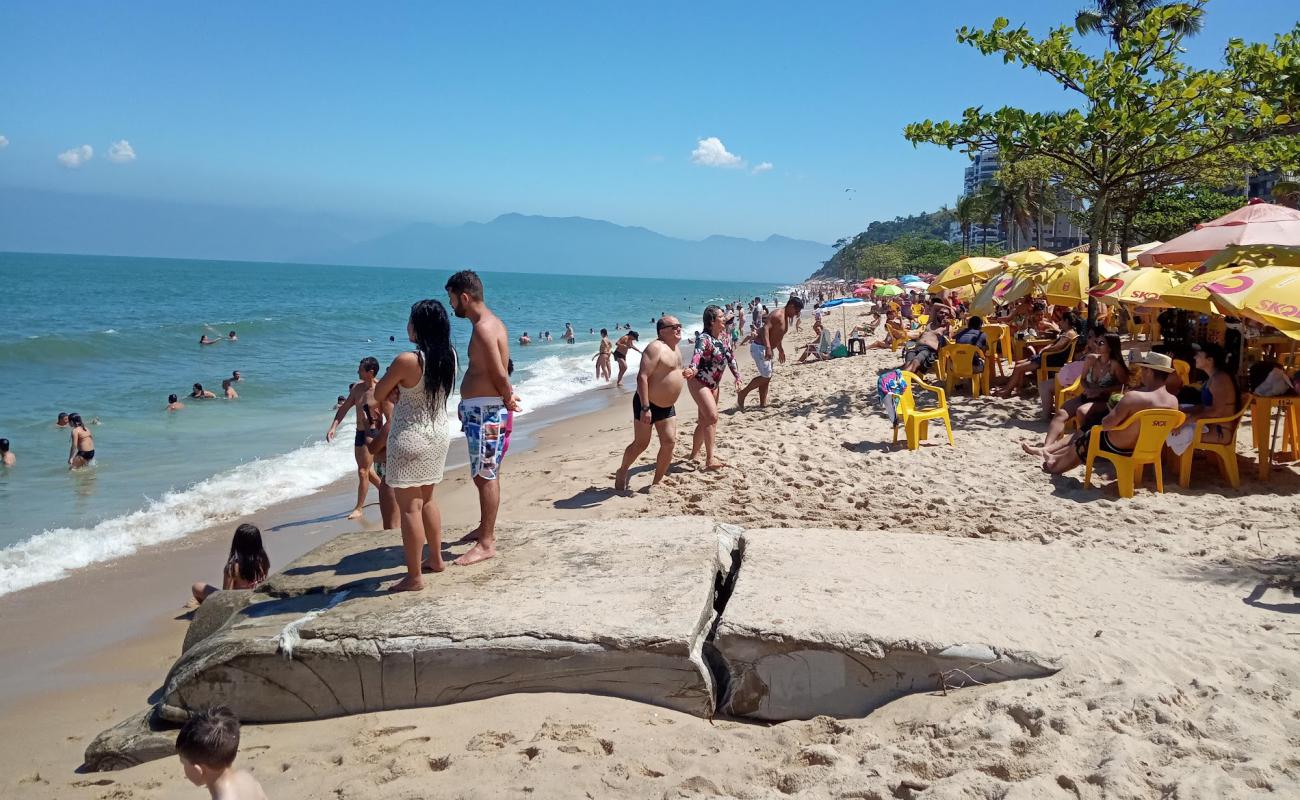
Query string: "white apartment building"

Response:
xmin=959 ymin=149 xmax=1087 ymax=251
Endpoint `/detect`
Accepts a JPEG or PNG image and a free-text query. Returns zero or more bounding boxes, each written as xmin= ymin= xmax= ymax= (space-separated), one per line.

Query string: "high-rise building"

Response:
xmin=959 ymin=148 xmax=1086 ymax=252
xmin=962 ymin=149 xmax=1003 ymax=246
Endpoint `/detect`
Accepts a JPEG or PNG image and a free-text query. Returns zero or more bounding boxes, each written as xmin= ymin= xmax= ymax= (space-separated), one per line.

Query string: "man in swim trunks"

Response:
xmin=737 ymin=296 xmax=803 ymax=410
xmin=613 ymin=331 xmax=641 ymax=385
xmin=1040 ymin=351 xmax=1178 ymax=475
xmin=901 ymin=319 xmax=949 ymax=377
xmin=615 ymin=316 xmax=687 ymax=492
xmin=447 ymin=270 xmax=520 ymax=567
xmin=326 ymin=356 xmax=383 ymax=520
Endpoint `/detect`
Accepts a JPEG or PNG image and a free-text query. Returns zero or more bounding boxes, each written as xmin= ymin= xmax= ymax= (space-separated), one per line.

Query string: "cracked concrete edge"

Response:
xmin=685 ymin=522 xmax=746 ymax=715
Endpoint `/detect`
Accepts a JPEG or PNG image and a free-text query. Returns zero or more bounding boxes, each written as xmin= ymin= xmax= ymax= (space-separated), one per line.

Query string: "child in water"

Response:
xmin=192 ymin=524 xmax=270 ymax=604
xmin=176 ymin=706 xmax=267 ymax=800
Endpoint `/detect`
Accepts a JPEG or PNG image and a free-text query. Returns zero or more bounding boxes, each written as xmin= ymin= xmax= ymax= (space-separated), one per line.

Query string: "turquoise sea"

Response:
xmin=0 ymin=252 xmax=784 ymax=595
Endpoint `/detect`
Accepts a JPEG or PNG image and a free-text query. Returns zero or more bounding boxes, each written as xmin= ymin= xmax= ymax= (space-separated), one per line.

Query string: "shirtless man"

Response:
xmin=737 ymin=296 xmax=803 ymax=409
xmin=1 ymin=438 xmax=14 ymax=467
xmin=221 ymin=379 xmax=239 ymax=400
xmin=901 ymin=319 xmax=949 ymax=377
xmin=615 ymin=316 xmax=687 ymax=492
xmin=1040 ymin=351 xmax=1179 ymax=475
xmin=446 ymin=270 xmax=520 ymax=567
xmin=326 ymin=356 xmax=383 ymax=520
xmin=167 ymin=394 xmax=185 ymax=411
xmin=613 ymin=331 xmax=641 ymax=385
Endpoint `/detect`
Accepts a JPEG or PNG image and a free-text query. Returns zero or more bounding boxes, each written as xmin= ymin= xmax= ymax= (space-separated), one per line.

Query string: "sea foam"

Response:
xmin=0 ymin=348 xmax=624 ymax=597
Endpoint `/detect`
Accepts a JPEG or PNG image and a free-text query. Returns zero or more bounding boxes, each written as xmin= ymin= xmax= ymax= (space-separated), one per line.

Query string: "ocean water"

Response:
xmin=0 ymin=252 xmax=782 ymax=596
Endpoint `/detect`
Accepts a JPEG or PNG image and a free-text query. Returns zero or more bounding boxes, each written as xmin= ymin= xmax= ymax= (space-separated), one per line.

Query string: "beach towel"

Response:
xmin=878 ymin=369 xmax=907 ymax=427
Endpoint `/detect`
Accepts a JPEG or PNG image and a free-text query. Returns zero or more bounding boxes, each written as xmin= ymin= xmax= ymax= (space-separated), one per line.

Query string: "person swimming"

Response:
xmin=227 ymin=331 xmax=237 ymax=341
xmin=56 ymin=412 xmax=69 ymax=428
xmin=199 ymin=334 xmax=219 ymax=346
xmin=1 ymin=438 xmax=14 ymax=467
xmin=167 ymin=394 xmax=185 ymax=411
xmin=191 ymin=383 xmax=216 ymax=399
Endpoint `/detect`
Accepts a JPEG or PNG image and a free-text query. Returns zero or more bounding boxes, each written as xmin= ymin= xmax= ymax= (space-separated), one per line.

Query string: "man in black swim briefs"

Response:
xmin=326 ymin=356 xmax=383 ymax=519
xmin=615 ymin=316 xmax=686 ymax=492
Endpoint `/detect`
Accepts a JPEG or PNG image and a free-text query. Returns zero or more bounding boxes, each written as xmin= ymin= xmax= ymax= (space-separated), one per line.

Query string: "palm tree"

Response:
xmin=1075 ymin=0 xmax=1204 ymax=45
xmin=955 ymin=195 xmax=979 ymax=255
xmin=974 ymin=184 xmax=1002 ymax=256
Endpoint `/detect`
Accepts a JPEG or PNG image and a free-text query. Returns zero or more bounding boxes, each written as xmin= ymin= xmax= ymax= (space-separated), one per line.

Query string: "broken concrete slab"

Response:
xmin=82 ymin=709 xmax=177 ymax=772
xmin=158 ymin=518 xmax=738 ymax=725
xmin=713 ymin=528 xmax=1063 ymax=721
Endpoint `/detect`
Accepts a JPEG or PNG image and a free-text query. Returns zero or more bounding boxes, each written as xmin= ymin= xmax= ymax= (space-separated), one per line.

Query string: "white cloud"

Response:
xmin=690 ymin=136 xmax=743 ymax=168
xmin=58 ymin=145 xmax=93 ymax=168
xmin=0 ymin=135 xmax=8 ymax=149
xmin=752 ymin=161 xmax=773 ymax=175
xmin=107 ymin=139 xmax=136 ymax=163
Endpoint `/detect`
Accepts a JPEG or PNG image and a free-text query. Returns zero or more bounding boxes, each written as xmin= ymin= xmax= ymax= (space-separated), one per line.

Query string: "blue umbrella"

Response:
xmin=819 ymin=297 xmax=865 ymax=308
xmin=899 ymin=274 xmax=922 ymax=285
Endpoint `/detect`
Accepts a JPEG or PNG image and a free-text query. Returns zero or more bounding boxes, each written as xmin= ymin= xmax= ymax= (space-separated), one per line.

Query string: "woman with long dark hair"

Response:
xmin=1025 ymin=330 xmax=1128 ymax=455
xmin=67 ymin=413 xmax=96 ymax=469
xmin=685 ymin=305 xmax=740 ymax=470
xmin=373 ymin=300 xmax=456 ymax=592
xmin=191 ymin=523 xmax=270 ymax=603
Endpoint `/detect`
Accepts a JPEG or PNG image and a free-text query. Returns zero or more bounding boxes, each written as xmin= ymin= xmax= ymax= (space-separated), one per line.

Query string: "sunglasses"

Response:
xmin=658 ymin=323 xmax=683 ymax=332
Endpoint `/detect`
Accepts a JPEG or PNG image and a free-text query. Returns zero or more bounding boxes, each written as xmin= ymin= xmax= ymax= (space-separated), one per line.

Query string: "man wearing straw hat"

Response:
xmin=1038 ymin=351 xmax=1179 ymax=475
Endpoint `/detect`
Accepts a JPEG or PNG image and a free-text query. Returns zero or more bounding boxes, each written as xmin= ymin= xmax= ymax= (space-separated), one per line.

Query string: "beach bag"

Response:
xmin=878 ymin=369 xmax=906 ymax=427
xmin=831 ymin=345 xmax=849 ymax=358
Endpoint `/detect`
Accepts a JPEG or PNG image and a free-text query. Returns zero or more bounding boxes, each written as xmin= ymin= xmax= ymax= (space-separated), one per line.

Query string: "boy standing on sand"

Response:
xmin=614 ymin=316 xmax=687 ymax=492
xmin=326 ymin=356 xmax=383 ymax=520
xmin=176 ymin=706 xmax=266 ymax=800
xmin=446 ymin=270 xmax=520 ymax=567
xmin=737 ymin=296 xmax=803 ymax=410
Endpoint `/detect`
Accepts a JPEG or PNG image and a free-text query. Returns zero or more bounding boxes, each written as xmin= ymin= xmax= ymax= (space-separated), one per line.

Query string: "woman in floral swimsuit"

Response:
xmin=684 ymin=305 xmax=741 ymax=470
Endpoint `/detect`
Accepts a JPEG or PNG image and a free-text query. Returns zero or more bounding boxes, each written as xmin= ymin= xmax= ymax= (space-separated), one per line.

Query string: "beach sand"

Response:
xmin=3 ymin=345 xmax=1300 ymax=798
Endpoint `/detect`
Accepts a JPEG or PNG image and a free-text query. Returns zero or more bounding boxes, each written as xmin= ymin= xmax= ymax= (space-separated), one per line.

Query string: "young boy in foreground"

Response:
xmin=177 ymin=707 xmax=267 ymax=800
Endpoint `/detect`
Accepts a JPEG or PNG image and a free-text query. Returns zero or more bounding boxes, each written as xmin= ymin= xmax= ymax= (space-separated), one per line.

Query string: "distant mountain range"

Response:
xmin=0 ymin=187 xmax=832 ymax=282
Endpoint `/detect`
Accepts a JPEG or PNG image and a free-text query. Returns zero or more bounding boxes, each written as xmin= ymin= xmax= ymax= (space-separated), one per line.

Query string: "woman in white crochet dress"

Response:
xmin=374 ymin=299 xmax=456 ymax=592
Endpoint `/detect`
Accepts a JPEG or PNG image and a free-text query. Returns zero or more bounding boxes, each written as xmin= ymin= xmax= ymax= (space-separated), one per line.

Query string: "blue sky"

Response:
xmin=1 ymin=1 xmax=1296 ymax=244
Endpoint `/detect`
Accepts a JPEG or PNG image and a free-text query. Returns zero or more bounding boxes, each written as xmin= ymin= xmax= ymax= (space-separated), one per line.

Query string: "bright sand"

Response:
xmin=3 ymin=342 xmax=1300 ymax=799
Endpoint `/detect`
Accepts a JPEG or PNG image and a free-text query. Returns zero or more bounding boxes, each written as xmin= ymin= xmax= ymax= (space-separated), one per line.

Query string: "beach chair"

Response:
xmin=938 ymin=344 xmax=986 ymax=397
xmin=981 ymin=323 xmax=1011 ymax=378
xmin=1035 ymin=337 xmax=1077 ymax=388
xmin=1054 ymin=376 xmax=1085 ymax=433
xmin=1083 ymin=408 xmax=1186 ymax=498
xmin=1176 ymin=395 xmax=1251 ymax=489
xmin=893 ymin=371 xmax=954 ymax=451
xmin=886 ymin=323 xmax=909 ymax=351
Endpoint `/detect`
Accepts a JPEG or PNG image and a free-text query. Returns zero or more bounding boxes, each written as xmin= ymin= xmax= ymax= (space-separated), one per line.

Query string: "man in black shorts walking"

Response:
xmin=615 ymin=316 xmax=686 ymax=492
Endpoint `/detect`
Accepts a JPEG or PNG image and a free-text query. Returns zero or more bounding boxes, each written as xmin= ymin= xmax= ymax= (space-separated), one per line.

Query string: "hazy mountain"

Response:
xmin=319 ymin=213 xmax=833 ymax=282
xmin=0 ymin=186 xmax=396 ymax=263
xmin=0 ymin=187 xmax=832 ymax=281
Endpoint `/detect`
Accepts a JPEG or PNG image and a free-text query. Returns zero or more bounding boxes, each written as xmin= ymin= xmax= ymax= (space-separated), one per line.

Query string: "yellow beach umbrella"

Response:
xmin=929 ymin=256 xmax=1004 ymax=291
xmin=969 ymin=272 xmax=1027 ymax=316
xmin=1195 ymin=244 xmax=1300 ymax=275
xmin=1040 ymin=253 xmax=1127 ymax=306
xmin=1206 ymin=266 xmax=1300 ymax=337
xmin=1002 ymin=247 xmax=1057 ymax=267
xmin=1089 ymin=267 xmax=1189 ymax=306
xmin=1157 ymin=265 xmax=1259 ymax=314
xmin=1123 ymin=241 xmax=1163 ymax=267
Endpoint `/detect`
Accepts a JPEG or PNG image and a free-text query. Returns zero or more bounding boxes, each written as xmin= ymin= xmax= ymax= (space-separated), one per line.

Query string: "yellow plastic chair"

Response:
xmin=1054 ymin=376 xmax=1085 ymax=433
xmin=1083 ymin=408 xmax=1186 ymax=498
xmin=1172 ymin=359 xmax=1190 ymax=386
xmin=915 ymin=314 xmax=929 ymax=327
xmin=893 ymin=371 xmax=954 ymax=451
xmin=886 ymin=322 xmax=908 ymax=351
xmin=938 ymin=344 xmax=986 ymax=397
xmin=981 ymin=323 xmax=1011 ymax=379
xmin=1176 ymin=395 xmax=1251 ymax=489
xmin=1035 ymin=336 xmax=1078 ymax=387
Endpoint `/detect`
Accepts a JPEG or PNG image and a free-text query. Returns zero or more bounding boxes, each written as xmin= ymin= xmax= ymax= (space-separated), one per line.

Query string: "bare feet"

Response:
xmin=1020 ymin=442 xmax=1045 ymax=457
xmin=736 ymin=389 xmax=748 ymax=410
xmin=454 ymin=542 xmax=496 ymax=567
xmin=388 ymin=576 xmax=423 ymax=592
xmin=704 ymin=459 xmax=727 ymax=470
xmin=421 ymin=559 xmax=446 ymax=573
xmin=614 ymin=466 xmax=629 ymax=492
xmin=346 ymin=507 xmax=364 ymax=520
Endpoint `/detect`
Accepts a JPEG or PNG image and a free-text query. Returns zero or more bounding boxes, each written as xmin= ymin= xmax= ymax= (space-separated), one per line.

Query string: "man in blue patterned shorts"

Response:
xmin=446 ymin=270 xmax=520 ymax=567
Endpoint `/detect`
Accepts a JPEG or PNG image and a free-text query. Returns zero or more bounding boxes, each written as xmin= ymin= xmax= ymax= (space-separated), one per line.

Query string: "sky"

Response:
xmin=1 ymin=1 xmax=1297 ymax=245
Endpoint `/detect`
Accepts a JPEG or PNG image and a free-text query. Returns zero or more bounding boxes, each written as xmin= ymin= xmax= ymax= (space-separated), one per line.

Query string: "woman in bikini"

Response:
xmin=613 ymin=331 xmax=640 ymax=385
xmin=1026 ymin=332 xmax=1128 ymax=454
xmin=593 ymin=328 xmax=613 ymax=381
xmin=192 ymin=523 xmax=270 ymax=603
xmin=685 ymin=306 xmax=741 ymax=470
xmin=67 ymin=413 xmax=95 ymax=469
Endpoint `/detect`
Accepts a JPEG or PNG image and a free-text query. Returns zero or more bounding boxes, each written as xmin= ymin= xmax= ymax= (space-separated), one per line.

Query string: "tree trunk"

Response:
xmin=1119 ymin=214 xmax=1133 ymax=265
xmin=1087 ymin=198 xmax=1111 ymax=329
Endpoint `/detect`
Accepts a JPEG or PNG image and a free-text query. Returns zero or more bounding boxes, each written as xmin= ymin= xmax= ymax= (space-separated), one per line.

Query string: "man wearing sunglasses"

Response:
xmin=615 ymin=316 xmax=687 ymax=492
